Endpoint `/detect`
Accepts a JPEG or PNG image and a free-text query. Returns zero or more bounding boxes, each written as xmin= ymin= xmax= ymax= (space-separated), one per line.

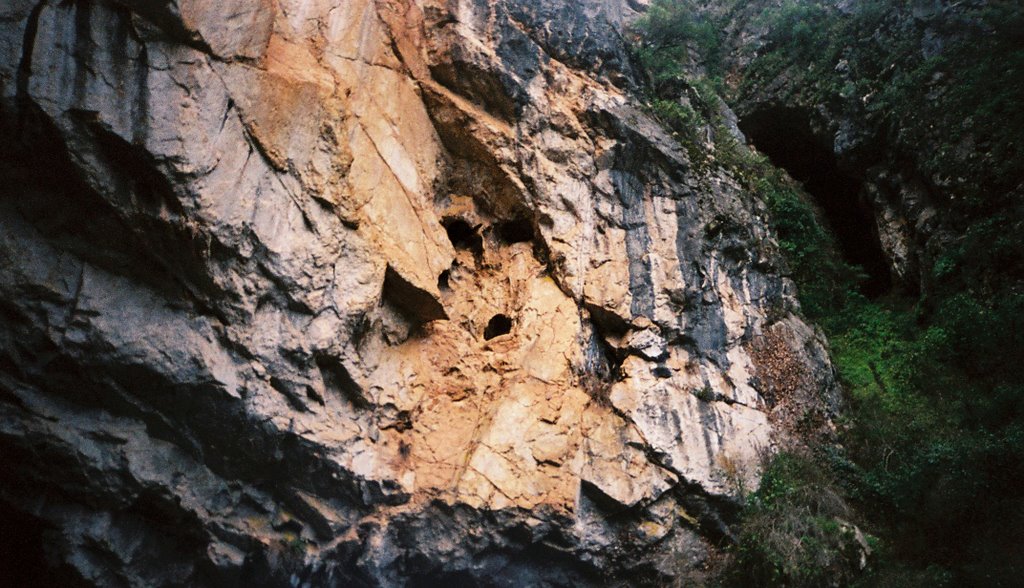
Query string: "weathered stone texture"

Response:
xmin=0 ymin=1 xmax=837 ymax=585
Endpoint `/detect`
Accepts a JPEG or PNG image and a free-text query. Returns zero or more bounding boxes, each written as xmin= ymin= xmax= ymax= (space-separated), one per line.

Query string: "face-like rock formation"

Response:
xmin=0 ymin=0 xmax=838 ymax=585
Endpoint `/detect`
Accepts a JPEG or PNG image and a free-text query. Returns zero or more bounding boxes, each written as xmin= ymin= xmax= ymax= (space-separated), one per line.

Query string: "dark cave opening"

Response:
xmin=739 ymin=107 xmax=892 ymax=297
xmin=484 ymin=314 xmax=513 ymax=340
xmin=0 ymin=501 xmax=84 ymax=587
xmin=442 ymin=218 xmax=484 ymax=258
xmin=494 ymin=217 xmax=536 ymax=244
xmin=0 ymin=504 xmax=49 ymax=586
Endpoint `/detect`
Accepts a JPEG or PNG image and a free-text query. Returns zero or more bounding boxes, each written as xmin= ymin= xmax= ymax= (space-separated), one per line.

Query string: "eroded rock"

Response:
xmin=0 ymin=0 xmax=838 ymax=585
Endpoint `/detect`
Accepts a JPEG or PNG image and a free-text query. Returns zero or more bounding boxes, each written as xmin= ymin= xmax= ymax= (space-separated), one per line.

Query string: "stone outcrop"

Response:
xmin=0 ymin=0 xmax=838 ymax=585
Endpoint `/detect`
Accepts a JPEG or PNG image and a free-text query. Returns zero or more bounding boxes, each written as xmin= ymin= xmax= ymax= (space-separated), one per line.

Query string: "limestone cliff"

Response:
xmin=0 ymin=1 xmax=838 ymax=585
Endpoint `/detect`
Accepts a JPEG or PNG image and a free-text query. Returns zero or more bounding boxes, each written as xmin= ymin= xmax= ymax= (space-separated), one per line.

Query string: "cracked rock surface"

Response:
xmin=0 ymin=0 xmax=838 ymax=585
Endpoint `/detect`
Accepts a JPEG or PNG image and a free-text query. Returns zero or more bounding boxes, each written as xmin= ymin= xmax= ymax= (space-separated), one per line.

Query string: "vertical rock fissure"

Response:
xmin=15 ymin=1 xmax=46 ymax=100
xmin=71 ymin=0 xmax=94 ymax=107
xmin=612 ymin=158 xmax=656 ymax=320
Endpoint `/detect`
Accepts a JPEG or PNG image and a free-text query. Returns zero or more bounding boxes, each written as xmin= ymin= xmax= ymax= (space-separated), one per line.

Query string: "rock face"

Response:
xmin=721 ymin=0 xmax=1005 ymax=295
xmin=0 ymin=1 xmax=837 ymax=585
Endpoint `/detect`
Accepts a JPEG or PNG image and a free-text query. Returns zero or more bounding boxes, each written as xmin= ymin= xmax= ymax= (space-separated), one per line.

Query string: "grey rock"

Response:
xmin=0 ymin=0 xmax=839 ymax=585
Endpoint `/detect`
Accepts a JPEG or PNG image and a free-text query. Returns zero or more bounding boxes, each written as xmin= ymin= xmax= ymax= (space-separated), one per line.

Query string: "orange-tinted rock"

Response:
xmin=0 ymin=0 xmax=838 ymax=584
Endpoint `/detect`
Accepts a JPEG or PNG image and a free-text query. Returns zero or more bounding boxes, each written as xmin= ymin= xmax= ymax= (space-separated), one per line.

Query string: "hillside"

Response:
xmin=0 ymin=0 xmax=1020 ymax=586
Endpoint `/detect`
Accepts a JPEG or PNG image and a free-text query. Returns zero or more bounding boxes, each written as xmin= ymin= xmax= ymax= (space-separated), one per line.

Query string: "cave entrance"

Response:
xmin=0 ymin=501 xmax=84 ymax=586
xmin=442 ymin=218 xmax=484 ymax=258
xmin=484 ymin=314 xmax=513 ymax=340
xmin=739 ymin=107 xmax=892 ymax=297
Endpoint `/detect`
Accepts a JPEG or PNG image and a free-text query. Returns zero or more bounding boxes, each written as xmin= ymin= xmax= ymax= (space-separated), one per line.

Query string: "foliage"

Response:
xmin=756 ymin=0 xmax=832 ymax=62
xmin=735 ymin=0 xmax=1024 ymax=582
xmin=728 ymin=452 xmax=865 ymax=588
xmin=630 ymin=0 xmax=732 ymax=167
xmin=635 ymin=0 xmax=1024 ymax=585
xmin=631 ymin=0 xmax=723 ymax=96
xmin=740 ymin=0 xmax=1024 ymax=211
xmin=693 ymin=383 xmax=716 ymax=402
xmin=724 ymin=146 xmax=862 ymax=320
xmin=649 ymin=97 xmax=706 ymax=162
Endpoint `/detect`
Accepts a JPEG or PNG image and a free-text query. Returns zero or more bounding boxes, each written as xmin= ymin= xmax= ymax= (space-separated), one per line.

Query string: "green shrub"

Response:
xmin=649 ymin=97 xmax=705 ymax=160
xmin=631 ymin=0 xmax=723 ymax=95
xmin=729 ymin=452 xmax=868 ymax=588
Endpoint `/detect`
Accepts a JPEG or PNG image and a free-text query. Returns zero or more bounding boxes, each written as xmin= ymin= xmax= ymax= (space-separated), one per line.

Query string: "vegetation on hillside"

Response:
xmin=742 ymin=0 xmax=1024 ymax=206
xmin=633 ymin=1 xmax=1024 ymax=585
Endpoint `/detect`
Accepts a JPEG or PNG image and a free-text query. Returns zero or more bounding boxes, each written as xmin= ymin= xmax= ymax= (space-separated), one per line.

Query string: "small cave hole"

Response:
xmin=305 ymin=385 xmax=325 ymax=406
xmin=484 ymin=314 xmax=513 ymax=340
xmin=494 ymin=217 xmax=535 ymax=244
xmin=578 ymin=321 xmax=626 ymax=407
xmin=438 ymin=270 xmax=451 ymax=291
xmin=442 ymin=218 xmax=484 ymax=258
xmin=739 ymin=107 xmax=893 ymax=297
xmin=0 ymin=502 xmax=83 ymax=587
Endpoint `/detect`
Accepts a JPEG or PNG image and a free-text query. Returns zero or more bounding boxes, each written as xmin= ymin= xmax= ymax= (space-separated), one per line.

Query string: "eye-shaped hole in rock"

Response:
xmin=438 ymin=270 xmax=451 ymax=291
xmin=494 ymin=217 xmax=535 ymax=244
xmin=484 ymin=314 xmax=513 ymax=340
xmin=442 ymin=218 xmax=484 ymax=258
